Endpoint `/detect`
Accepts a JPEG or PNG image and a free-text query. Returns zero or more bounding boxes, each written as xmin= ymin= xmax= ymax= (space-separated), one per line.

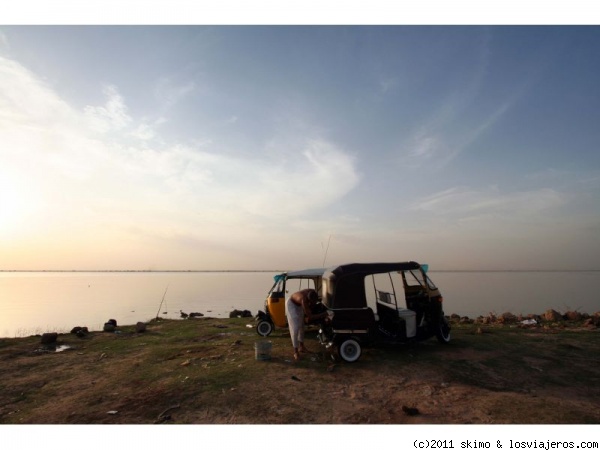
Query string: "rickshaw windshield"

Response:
xmin=425 ymin=275 xmax=437 ymax=290
xmin=402 ymin=269 xmax=437 ymax=290
xmin=404 ymin=270 xmax=425 ymax=287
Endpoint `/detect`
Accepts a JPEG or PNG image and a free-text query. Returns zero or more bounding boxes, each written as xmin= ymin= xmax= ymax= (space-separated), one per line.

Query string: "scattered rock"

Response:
xmin=544 ymin=309 xmax=562 ymax=321
xmin=402 ymin=405 xmax=420 ymax=416
xmin=136 ymin=322 xmax=147 ymax=333
xmin=155 ymin=405 xmax=180 ymax=424
xmin=41 ymin=333 xmax=58 ymax=345
xmin=563 ymin=311 xmax=582 ymax=321
xmin=498 ymin=312 xmax=518 ymax=324
xmin=103 ymin=319 xmax=118 ymax=332
xmin=229 ymin=309 xmax=253 ymax=318
xmin=71 ymin=326 xmax=89 ymax=338
xmin=583 ymin=317 xmax=600 ymax=328
xmin=189 ymin=312 xmax=204 ymax=318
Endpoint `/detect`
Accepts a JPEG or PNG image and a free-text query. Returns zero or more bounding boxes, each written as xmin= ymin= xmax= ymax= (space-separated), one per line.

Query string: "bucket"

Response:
xmin=254 ymin=340 xmax=272 ymax=361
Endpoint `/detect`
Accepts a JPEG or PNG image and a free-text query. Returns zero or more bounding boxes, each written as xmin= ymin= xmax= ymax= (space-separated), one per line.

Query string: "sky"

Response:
xmin=1 ymin=23 xmax=600 ymax=271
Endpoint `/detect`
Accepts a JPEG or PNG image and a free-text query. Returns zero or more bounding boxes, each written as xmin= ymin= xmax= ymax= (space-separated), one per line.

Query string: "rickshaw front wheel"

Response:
xmin=338 ymin=338 xmax=362 ymax=363
xmin=256 ymin=320 xmax=274 ymax=337
xmin=435 ymin=316 xmax=451 ymax=343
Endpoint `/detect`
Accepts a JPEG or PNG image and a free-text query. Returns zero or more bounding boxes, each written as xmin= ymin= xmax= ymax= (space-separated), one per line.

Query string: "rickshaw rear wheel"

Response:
xmin=435 ymin=316 xmax=451 ymax=343
xmin=338 ymin=338 xmax=362 ymax=363
xmin=256 ymin=320 xmax=273 ymax=337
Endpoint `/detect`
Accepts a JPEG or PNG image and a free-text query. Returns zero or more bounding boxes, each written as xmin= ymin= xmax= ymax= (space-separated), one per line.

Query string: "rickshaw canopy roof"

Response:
xmin=274 ymin=267 xmax=327 ymax=283
xmin=326 ymin=261 xmax=421 ymax=278
xmin=322 ymin=261 xmax=423 ymax=309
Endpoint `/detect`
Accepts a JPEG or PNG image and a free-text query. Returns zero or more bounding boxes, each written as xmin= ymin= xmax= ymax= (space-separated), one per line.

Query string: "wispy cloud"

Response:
xmin=84 ymin=84 xmax=132 ymax=132
xmin=411 ymin=185 xmax=566 ymax=219
xmin=398 ymin=31 xmax=516 ymax=171
xmin=0 ymin=55 xmax=360 ymax=247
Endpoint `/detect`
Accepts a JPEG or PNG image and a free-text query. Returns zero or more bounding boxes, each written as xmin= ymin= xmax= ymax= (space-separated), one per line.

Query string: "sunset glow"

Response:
xmin=1 ymin=23 xmax=599 ymax=271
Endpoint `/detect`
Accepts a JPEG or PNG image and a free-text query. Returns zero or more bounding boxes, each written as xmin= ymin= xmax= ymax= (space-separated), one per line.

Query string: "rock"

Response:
xmin=584 ymin=316 xmax=600 ymax=327
xmin=544 ymin=309 xmax=562 ymax=322
xmin=71 ymin=326 xmax=89 ymax=337
xmin=41 ymin=333 xmax=58 ymax=345
xmin=136 ymin=322 xmax=147 ymax=333
xmin=564 ymin=311 xmax=582 ymax=321
xmin=498 ymin=312 xmax=518 ymax=324
xmin=230 ymin=309 xmax=252 ymax=318
xmin=107 ymin=319 xmax=117 ymax=327
xmin=402 ymin=405 xmax=420 ymax=416
xmin=189 ymin=312 xmax=204 ymax=318
xmin=484 ymin=313 xmax=497 ymax=324
xmin=103 ymin=323 xmax=116 ymax=332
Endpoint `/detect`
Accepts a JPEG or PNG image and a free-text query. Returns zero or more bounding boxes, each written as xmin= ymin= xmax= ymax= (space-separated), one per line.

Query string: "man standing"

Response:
xmin=285 ymin=288 xmax=327 ymax=361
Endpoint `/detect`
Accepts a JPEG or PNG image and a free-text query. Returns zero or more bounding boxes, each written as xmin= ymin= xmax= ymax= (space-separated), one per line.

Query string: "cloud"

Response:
xmin=398 ymin=33 xmax=515 ymax=171
xmin=411 ymin=186 xmax=565 ymax=220
xmin=0 ymin=55 xmax=360 ymax=252
xmin=0 ymin=31 xmax=9 ymax=52
xmin=154 ymin=77 xmax=196 ymax=110
xmin=83 ymin=84 xmax=132 ymax=132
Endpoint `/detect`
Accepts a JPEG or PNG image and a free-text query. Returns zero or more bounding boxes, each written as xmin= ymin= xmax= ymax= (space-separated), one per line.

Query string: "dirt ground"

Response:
xmin=1 ymin=318 xmax=599 ymax=424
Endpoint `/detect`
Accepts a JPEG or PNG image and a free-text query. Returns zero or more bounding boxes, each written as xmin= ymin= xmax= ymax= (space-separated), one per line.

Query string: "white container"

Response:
xmin=397 ymin=308 xmax=417 ymax=338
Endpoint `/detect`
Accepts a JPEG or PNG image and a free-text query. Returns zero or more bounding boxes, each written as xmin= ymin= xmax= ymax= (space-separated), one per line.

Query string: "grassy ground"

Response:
xmin=0 ymin=317 xmax=599 ymax=424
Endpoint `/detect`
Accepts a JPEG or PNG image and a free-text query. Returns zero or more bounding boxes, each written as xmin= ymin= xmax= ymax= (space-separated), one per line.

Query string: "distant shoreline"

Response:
xmin=0 ymin=269 xmax=279 ymax=273
xmin=1 ymin=269 xmax=599 ymax=274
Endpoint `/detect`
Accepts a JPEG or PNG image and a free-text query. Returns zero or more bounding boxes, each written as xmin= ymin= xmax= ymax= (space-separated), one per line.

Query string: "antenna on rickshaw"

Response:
xmin=322 ymin=234 xmax=332 ymax=267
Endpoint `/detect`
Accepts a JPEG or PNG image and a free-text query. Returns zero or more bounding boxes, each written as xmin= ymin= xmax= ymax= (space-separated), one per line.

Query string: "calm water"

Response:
xmin=0 ymin=270 xmax=599 ymax=337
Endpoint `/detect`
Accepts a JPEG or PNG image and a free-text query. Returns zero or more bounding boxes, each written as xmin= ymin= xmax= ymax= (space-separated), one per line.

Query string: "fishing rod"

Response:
xmin=155 ymin=284 xmax=169 ymax=319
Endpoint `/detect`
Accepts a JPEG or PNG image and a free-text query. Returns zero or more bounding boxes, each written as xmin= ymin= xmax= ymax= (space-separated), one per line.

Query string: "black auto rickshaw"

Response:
xmin=317 ymin=261 xmax=450 ymax=362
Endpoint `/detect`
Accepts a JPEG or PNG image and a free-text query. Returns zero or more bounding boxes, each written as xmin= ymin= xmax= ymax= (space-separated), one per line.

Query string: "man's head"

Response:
xmin=308 ymin=289 xmax=318 ymax=304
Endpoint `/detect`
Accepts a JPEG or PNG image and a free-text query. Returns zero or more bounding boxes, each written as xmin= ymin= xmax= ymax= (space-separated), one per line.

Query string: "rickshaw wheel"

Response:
xmin=256 ymin=320 xmax=273 ymax=337
xmin=436 ymin=316 xmax=451 ymax=343
xmin=338 ymin=338 xmax=362 ymax=363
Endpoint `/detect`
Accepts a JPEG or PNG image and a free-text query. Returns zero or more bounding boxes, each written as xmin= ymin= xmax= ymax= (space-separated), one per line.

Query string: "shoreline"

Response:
xmin=2 ymin=307 xmax=598 ymax=341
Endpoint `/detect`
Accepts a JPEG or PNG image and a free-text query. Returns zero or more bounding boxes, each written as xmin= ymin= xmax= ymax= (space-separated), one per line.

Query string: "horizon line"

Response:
xmin=1 ymin=268 xmax=599 ymax=273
